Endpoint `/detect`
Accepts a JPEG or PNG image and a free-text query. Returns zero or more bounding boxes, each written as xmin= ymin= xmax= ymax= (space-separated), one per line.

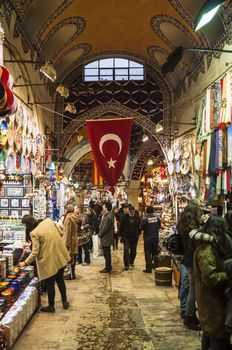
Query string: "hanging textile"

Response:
xmin=218 ymin=124 xmax=223 ymax=170
xmin=228 ymin=125 xmax=232 ymax=166
xmin=210 ymin=87 xmax=217 ymax=129
xmin=215 ymin=81 xmax=221 ymax=126
xmin=205 ymin=134 xmax=211 ymax=175
xmin=219 ymin=78 xmax=226 ymax=124
xmin=201 ymin=141 xmax=207 ymax=176
xmin=226 ymin=73 xmax=232 ymax=123
xmin=205 ymin=89 xmax=211 ymax=134
xmin=208 ymin=131 xmax=216 ymax=173
xmin=223 ymin=127 xmax=228 ymax=166
xmin=215 ymin=129 xmax=219 ymax=170
xmin=216 ymin=172 xmax=222 ymax=195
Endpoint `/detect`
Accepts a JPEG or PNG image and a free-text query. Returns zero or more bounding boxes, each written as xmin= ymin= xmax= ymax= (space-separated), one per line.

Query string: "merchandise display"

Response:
xmin=0 ymin=219 xmax=25 ymax=244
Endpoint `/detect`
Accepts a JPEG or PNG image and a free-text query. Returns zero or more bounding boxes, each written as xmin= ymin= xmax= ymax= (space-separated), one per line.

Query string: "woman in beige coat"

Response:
xmin=63 ymin=205 xmax=79 ymax=279
xmin=19 ymin=216 xmax=70 ymax=313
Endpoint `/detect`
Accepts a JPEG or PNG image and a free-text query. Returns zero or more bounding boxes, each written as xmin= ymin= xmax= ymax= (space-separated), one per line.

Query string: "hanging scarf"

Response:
xmin=208 ymin=131 xmax=216 ymax=173
xmin=215 ymin=81 xmax=221 ymax=125
xmin=205 ymin=89 xmax=211 ymax=133
xmin=228 ymin=125 xmax=232 ymax=166
xmin=206 ymin=134 xmax=211 ymax=175
xmin=219 ymin=77 xmax=227 ymax=124
xmin=218 ymin=124 xmax=223 ymax=169
xmin=215 ymin=129 xmax=219 ymax=171
xmin=216 ymin=172 xmax=222 ymax=195
xmin=210 ymin=87 xmax=217 ymax=129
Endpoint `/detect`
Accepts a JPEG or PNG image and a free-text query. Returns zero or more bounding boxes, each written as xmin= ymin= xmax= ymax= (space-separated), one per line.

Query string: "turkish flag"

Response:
xmin=86 ymin=118 xmax=133 ymax=193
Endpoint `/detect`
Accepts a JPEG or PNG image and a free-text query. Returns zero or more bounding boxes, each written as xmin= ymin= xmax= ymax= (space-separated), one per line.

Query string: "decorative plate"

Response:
xmin=174 ymin=148 xmax=181 ymax=160
xmin=180 ymin=160 xmax=190 ymax=175
xmin=194 ymin=154 xmax=201 ymax=171
xmin=16 ymin=105 xmax=23 ymax=128
xmin=168 ymin=162 xmax=174 ymax=175
xmin=167 ymin=149 xmax=174 ymax=162
xmin=175 ymin=160 xmax=180 ymax=173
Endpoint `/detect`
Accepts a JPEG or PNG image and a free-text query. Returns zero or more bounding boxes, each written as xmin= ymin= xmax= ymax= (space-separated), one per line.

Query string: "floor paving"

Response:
xmin=12 ymin=240 xmax=201 ymax=350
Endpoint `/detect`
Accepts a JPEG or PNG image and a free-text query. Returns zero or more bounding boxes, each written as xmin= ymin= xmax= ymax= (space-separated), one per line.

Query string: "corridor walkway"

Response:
xmin=12 ymin=242 xmax=200 ymax=350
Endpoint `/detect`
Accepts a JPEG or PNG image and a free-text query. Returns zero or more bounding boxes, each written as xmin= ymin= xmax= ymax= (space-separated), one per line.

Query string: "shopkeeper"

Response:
xmin=19 ymin=215 xmax=70 ymax=313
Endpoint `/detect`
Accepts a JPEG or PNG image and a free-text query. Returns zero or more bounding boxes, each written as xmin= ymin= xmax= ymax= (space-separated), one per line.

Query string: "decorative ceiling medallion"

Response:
xmin=150 ymin=15 xmax=198 ymax=50
xmin=54 ymin=42 xmax=90 ymax=64
xmin=40 ymin=17 xmax=86 ymax=55
xmin=34 ymin=0 xmax=75 ymax=50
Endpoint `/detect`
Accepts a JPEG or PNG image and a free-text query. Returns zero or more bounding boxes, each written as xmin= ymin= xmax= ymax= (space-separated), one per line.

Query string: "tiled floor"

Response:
xmin=12 ymin=241 xmax=201 ymax=350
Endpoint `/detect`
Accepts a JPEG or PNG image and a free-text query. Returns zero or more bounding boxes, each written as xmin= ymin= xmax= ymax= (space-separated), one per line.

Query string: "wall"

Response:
xmin=172 ymin=42 xmax=232 ymax=138
xmin=1 ymin=16 xmax=54 ymax=134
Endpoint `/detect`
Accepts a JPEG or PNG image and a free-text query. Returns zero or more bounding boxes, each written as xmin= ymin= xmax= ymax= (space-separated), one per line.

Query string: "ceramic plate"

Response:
xmin=175 ymin=160 xmax=180 ymax=173
xmin=174 ymin=148 xmax=181 ymax=160
xmin=180 ymin=160 xmax=190 ymax=175
xmin=167 ymin=149 xmax=174 ymax=162
xmin=168 ymin=162 xmax=174 ymax=175
xmin=194 ymin=154 xmax=201 ymax=171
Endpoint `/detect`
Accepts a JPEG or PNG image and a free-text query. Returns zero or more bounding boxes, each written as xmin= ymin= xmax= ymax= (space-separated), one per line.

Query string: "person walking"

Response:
xmin=193 ymin=215 xmax=230 ymax=350
xmin=19 ymin=216 xmax=70 ymax=313
xmin=178 ymin=203 xmax=202 ymax=330
xmin=76 ymin=204 xmax=91 ymax=265
xmin=99 ymin=202 xmax=114 ymax=273
xmin=140 ymin=206 xmax=161 ymax=273
xmin=63 ymin=204 xmax=79 ymax=279
xmin=119 ymin=205 xmax=141 ymax=270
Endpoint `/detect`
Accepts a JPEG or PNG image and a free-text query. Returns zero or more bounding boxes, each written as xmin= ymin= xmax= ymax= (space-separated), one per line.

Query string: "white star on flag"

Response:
xmin=107 ymin=158 xmax=116 ymax=168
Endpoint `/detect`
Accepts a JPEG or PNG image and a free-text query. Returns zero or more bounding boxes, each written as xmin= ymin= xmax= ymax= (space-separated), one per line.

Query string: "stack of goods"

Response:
xmin=0 ymin=219 xmax=25 ymax=243
xmin=160 ymin=206 xmax=176 ymax=243
xmin=1 ymin=277 xmax=39 ymax=347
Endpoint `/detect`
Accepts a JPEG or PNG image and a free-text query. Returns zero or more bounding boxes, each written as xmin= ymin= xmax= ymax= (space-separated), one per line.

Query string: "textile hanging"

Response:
xmin=86 ymin=118 xmax=133 ymax=193
xmin=160 ymin=164 xmax=167 ymax=180
xmin=228 ymin=125 xmax=232 ymax=166
xmin=92 ymin=160 xmax=103 ymax=186
xmin=208 ymin=131 xmax=216 ymax=173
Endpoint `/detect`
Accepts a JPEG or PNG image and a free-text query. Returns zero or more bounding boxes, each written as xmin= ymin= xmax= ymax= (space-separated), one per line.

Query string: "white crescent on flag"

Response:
xmin=99 ymin=133 xmax=122 ymax=157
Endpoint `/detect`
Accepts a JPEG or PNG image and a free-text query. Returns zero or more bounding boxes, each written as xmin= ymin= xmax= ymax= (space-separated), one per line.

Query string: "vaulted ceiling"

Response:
xmin=4 ymin=0 xmax=232 ymax=91
xmin=3 ymin=0 xmax=232 ymax=179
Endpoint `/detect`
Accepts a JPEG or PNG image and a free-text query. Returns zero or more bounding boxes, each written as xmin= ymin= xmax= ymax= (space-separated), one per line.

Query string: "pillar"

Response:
xmin=126 ymin=180 xmax=140 ymax=210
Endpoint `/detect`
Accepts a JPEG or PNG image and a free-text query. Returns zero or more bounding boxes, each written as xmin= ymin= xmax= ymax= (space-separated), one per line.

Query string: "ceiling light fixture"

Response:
xmin=65 ymin=103 xmax=76 ymax=114
xmin=147 ymin=159 xmax=154 ymax=166
xmin=56 ymin=84 xmax=69 ymax=98
xmin=194 ymin=0 xmax=225 ymax=31
xmin=161 ymin=45 xmax=232 ymax=74
xmin=142 ymin=134 xmax=149 ymax=142
xmin=40 ymin=61 xmax=57 ymax=81
xmin=155 ymin=123 xmax=163 ymax=133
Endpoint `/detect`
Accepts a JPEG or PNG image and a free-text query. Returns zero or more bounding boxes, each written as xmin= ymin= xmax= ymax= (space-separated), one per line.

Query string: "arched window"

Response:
xmin=84 ymin=58 xmax=144 ymax=82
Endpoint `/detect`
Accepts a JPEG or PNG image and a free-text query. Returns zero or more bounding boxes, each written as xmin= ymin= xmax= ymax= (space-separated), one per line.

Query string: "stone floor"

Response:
xmin=12 ymin=241 xmax=201 ymax=350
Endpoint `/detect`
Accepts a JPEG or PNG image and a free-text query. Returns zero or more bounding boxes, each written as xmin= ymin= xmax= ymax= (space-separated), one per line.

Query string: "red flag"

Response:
xmin=92 ymin=160 xmax=103 ymax=186
xmin=87 ymin=118 xmax=133 ymax=193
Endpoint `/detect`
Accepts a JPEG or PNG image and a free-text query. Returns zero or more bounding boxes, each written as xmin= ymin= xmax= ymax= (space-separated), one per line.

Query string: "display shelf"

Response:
xmin=0 ymin=278 xmax=40 ymax=349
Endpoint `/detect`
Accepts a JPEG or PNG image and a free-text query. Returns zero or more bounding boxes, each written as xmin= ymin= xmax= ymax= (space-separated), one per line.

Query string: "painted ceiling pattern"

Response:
xmin=2 ymin=0 xmax=232 ymax=177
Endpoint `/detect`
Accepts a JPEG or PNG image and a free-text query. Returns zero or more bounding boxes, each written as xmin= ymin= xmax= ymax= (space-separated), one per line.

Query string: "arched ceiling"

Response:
xmin=4 ymin=0 xmax=232 ymax=92
xmin=3 ymin=0 xmax=232 ymax=176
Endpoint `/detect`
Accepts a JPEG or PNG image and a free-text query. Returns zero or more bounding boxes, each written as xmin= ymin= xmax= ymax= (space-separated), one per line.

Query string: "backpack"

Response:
xmin=166 ymin=233 xmax=183 ymax=255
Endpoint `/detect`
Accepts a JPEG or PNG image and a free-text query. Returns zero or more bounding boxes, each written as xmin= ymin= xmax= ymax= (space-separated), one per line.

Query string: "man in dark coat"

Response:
xmin=119 ymin=205 xmax=141 ymax=270
xmin=140 ymin=206 xmax=161 ymax=273
xmin=99 ymin=202 xmax=114 ymax=273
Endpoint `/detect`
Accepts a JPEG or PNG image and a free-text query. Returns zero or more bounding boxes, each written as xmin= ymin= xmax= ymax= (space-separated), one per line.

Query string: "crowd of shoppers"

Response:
xmin=176 ymin=201 xmax=232 ymax=350
xmin=18 ymin=197 xmax=232 ymax=350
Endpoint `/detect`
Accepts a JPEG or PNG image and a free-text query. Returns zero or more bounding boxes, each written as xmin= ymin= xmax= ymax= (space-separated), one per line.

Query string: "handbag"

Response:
xmin=78 ymin=228 xmax=91 ymax=246
xmin=166 ymin=233 xmax=183 ymax=255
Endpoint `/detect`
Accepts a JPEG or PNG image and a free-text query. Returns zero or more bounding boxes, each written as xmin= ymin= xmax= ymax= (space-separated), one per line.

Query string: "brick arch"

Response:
xmin=60 ymin=102 xmax=170 ymax=159
xmin=131 ymin=142 xmax=163 ymax=181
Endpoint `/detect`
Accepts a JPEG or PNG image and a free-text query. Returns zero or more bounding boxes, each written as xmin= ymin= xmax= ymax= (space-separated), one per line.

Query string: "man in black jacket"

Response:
xmin=140 ymin=206 xmax=161 ymax=273
xmin=119 ymin=205 xmax=141 ymax=270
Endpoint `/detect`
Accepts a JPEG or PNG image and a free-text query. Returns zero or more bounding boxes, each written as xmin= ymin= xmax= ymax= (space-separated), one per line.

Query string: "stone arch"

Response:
xmin=131 ymin=141 xmax=162 ymax=181
xmin=60 ymin=102 xmax=170 ymax=159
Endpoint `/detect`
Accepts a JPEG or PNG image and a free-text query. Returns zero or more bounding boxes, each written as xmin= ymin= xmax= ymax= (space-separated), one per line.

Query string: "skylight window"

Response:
xmin=84 ymin=58 xmax=144 ymax=82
